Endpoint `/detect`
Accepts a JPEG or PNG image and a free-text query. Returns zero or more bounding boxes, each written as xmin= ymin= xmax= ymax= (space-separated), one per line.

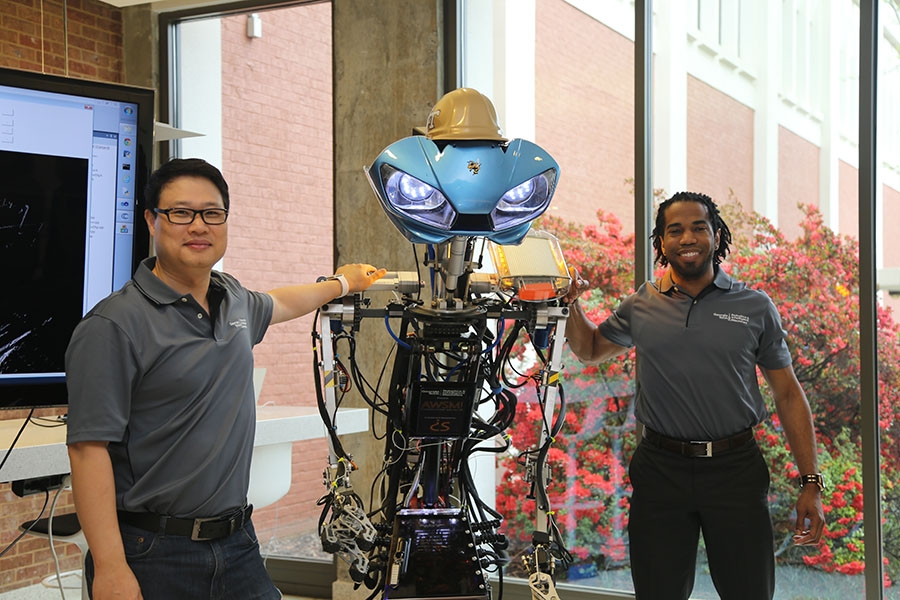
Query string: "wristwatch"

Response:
xmin=798 ymin=473 xmax=825 ymax=492
xmin=317 ymin=273 xmax=350 ymax=297
xmin=327 ymin=273 xmax=350 ymax=297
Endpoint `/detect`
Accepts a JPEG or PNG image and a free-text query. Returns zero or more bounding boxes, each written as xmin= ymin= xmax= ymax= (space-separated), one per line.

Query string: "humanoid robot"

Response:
xmin=315 ymin=88 xmax=571 ymax=600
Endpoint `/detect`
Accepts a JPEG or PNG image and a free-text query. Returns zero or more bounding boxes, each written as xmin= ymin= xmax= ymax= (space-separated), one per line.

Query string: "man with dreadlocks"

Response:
xmin=563 ymin=191 xmax=824 ymax=599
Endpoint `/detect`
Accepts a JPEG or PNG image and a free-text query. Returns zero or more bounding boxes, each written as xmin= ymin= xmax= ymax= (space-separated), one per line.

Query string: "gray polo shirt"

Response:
xmin=65 ymin=257 xmax=273 ymax=518
xmin=599 ymin=267 xmax=791 ymax=441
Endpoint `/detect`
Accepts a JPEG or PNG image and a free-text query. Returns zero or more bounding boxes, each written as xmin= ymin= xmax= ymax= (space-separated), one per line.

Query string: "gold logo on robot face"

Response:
xmin=467 ymin=160 xmax=480 ymax=175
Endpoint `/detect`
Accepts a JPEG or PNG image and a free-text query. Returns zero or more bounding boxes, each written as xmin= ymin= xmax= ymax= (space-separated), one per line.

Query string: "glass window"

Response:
xmin=170 ymin=2 xmax=335 ymax=563
xmin=459 ymin=0 xmax=899 ymax=597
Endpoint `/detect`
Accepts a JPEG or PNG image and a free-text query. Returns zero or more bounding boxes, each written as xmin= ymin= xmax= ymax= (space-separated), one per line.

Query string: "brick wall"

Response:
xmin=536 ymin=0 xmax=636 ymax=232
xmin=0 ymin=0 xmax=123 ymax=80
xmin=686 ymin=76 xmax=755 ymax=213
xmin=0 ymin=0 xmax=124 ymax=592
xmin=839 ymin=159 xmax=860 ymax=239
xmin=0 ymin=483 xmax=83 ymax=593
xmin=779 ymin=126 xmax=820 ymax=239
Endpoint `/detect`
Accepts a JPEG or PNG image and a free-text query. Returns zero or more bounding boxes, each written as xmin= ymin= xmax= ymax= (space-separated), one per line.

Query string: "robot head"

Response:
xmin=366 ymin=89 xmax=559 ymax=245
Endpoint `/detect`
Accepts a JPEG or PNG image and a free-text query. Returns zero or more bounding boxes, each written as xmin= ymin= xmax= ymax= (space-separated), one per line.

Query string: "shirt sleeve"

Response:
xmin=598 ymin=293 xmax=636 ymax=348
xmin=65 ymin=315 xmax=138 ymax=444
xmin=756 ymin=292 xmax=793 ymax=370
xmin=248 ymin=289 xmax=274 ymax=345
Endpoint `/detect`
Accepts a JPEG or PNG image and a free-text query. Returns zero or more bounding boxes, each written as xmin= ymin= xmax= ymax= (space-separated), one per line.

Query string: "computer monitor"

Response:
xmin=0 ymin=67 xmax=155 ymax=409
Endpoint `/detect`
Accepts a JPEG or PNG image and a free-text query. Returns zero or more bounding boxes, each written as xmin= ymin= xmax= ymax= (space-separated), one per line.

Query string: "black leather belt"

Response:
xmin=642 ymin=427 xmax=753 ymax=458
xmin=117 ymin=504 xmax=253 ymax=541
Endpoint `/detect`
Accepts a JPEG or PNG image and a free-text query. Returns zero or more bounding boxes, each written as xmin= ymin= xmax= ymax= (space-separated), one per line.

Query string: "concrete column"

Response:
xmin=332 ymin=1 xmax=443 ymax=597
xmin=122 ymin=5 xmax=157 ymax=91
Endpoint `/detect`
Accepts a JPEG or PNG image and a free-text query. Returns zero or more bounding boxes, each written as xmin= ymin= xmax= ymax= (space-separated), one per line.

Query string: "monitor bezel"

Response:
xmin=0 ymin=67 xmax=155 ymax=410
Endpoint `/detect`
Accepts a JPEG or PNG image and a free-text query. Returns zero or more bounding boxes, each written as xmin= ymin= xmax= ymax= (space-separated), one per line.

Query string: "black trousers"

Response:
xmin=628 ymin=437 xmax=775 ymax=600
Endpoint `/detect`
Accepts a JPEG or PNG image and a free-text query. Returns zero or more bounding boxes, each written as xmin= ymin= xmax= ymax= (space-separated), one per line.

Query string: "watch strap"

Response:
xmin=329 ymin=273 xmax=350 ymax=297
xmin=799 ymin=473 xmax=825 ymax=491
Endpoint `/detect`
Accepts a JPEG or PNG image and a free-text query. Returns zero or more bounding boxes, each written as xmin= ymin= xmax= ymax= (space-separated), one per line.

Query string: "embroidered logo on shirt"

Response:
xmin=229 ymin=318 xmax=248 ymax=329
xmin=713 ymin=312 xmax=749 ymax=325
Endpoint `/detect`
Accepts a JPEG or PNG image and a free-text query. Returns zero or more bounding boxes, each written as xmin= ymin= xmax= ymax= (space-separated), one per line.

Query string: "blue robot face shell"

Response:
xmin=366 ymin=136 xmax=560 ymax=245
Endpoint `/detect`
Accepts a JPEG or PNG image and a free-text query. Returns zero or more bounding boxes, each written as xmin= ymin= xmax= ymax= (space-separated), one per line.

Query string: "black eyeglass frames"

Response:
xmin=153 ymin=207 xmax=229 ymax=225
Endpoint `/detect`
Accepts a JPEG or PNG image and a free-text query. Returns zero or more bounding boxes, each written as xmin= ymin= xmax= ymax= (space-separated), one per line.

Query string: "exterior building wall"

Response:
xmin=686 ymin=76 xmax=754 ymax=213
xmin=840 ymin=159 xmax=860 ymax=239
xmin=778 ymin=126 xmax=821 ymax=240
xmin=535 ymin=0 xmax=636 ymax=231
xmin=883 ymin=184 xmax=900 ymax=314
xmin=886 ymin=185 xmax=900 ymax=267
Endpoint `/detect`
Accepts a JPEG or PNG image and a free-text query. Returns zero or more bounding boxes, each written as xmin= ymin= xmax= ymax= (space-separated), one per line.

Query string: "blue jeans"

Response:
xmin=85 ymin=518 xmax=281 ymax=600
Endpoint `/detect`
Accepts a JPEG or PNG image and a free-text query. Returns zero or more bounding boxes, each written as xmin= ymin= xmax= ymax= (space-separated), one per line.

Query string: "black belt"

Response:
xmin=117 ymin=504 xmax=252 ymax=541
xmin=642 ymin=427 xmax=753 ymax=458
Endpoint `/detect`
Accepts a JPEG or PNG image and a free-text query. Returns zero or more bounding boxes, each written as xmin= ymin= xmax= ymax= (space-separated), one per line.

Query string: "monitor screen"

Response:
xmin=0 ymin=67 xmax=154 ymax=409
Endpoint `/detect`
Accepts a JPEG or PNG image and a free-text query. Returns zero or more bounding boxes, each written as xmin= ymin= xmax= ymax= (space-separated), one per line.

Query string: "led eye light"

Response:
xmin=491 ymin=169 xmax=557 ymax=229
xmin=384 ymin=168 xmax=446 ymax=210
xmin=379 ymin=164 xmax=456 ymax=231
xmin=499 ymin=179 xmax=536 ymax=207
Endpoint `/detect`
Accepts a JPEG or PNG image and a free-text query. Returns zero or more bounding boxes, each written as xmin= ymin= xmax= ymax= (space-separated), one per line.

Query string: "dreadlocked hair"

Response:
xmin=651 ymin=191 xmax=732 ymax=267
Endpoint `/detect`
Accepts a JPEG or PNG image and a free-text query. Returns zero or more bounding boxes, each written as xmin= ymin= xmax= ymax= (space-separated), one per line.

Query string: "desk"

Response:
xmin=0 ymin=405 xmax=368 ymax=508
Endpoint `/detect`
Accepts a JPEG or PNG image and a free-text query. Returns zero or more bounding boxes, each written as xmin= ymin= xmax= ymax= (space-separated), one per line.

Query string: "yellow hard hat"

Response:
xmin=421 ymin=88 xmax=507 ymax=142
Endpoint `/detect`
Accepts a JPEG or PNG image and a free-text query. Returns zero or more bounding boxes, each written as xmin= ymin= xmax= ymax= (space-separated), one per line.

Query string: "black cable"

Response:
xmin=0 ymin=489 xmax=49 ymax=559
xmin=28 ymin=416 xmax=67 ymax=428
xmin=342 ymin=332 xmax=391 ymax=418
xmin=311 ymin=310 xmax=349 ymax=462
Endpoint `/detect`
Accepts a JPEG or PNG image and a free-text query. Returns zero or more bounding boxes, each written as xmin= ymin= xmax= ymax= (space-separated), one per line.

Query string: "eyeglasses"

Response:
xmin=153 ymin=207 xmax=229 ymax=225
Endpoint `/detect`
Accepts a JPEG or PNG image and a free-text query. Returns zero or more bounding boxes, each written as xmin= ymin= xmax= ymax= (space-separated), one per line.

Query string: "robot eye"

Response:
xmin=491 ymin=170 xmax=557 ymax=230
xmin=380 ymin=165 xmax=456 ymax=231
xmin=387 ymin=171 xmax=444 ymax=210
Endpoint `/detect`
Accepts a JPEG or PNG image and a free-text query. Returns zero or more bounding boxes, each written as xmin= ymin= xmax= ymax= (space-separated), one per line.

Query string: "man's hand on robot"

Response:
xmin=333 ymin=264 xmax=388 ymax=294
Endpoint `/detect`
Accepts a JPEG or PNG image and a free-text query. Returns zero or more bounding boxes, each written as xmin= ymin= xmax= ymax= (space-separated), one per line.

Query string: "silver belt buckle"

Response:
xmin=690 ymin=440 xmax=713 ymax=458
xmin=190 ymin=516 xmax=219 ymax=541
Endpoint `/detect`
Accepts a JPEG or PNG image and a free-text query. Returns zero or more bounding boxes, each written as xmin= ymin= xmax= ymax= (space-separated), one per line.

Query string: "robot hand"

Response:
xmin=528 ymin=571 xmax=562 ymax=600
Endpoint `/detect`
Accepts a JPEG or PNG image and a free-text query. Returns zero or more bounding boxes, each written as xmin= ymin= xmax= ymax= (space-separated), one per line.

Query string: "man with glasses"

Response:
xmin=64 ymin=158 xmax=386 ymax=600
xmin=563 ymin=191 xmax=824 ymax=599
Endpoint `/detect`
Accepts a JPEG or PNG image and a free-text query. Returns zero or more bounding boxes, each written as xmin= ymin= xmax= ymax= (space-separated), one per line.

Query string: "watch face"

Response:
xmin=800 ymin=474 xmax=824 ymax=490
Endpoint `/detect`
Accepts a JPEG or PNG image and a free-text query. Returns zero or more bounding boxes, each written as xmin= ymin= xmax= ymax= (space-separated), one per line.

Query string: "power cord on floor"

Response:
xmin=47 ymin=476 xmax=71 ymax=600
